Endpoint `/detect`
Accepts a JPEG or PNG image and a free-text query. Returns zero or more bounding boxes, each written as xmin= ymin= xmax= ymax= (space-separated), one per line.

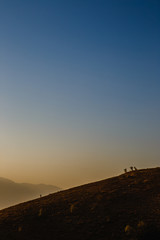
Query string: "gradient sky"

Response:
xmin=1 ymin=0 xmax=160 ymax=188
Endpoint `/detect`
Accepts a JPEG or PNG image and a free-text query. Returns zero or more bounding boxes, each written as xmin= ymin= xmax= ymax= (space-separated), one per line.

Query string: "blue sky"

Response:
xmin=1 ymin=0 xmax=160 ymax=188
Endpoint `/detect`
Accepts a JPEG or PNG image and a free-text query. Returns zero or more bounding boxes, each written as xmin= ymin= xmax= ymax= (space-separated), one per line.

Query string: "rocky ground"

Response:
xmin=0 ymin=167 xmax=160 ymax=239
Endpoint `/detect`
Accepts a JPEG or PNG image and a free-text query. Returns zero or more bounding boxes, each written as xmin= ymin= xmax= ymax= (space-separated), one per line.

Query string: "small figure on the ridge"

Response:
xmin=130 ymin=166 xmax=133 ymax=171
xmin=40 ymin=194 xmax=42 ymax=198
xmin=124 ymin=168 xmax=127 ymax=173
xmin=134 ymin=166 xmax=137 ymax=171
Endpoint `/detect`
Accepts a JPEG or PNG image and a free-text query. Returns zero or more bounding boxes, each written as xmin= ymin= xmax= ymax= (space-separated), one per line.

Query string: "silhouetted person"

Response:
xmin=124 ymin=168 xmax=127 ymax=173
xmin=130 ymin=166 xmax=133 ymax=171
xmin=40 ymin=194 xmax=42 ymax=198
xmin=134 ymin=166 xmax=137 ymax=171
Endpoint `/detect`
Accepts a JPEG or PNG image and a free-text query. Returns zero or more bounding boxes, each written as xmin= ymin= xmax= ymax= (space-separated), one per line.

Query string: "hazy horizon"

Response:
xmin=1 ymin=0 xmax=160 ymax=189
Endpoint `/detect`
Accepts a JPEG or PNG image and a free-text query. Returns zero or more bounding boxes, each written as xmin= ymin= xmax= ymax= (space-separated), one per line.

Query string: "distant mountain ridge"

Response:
xmin=0 ymin=177 xmax=60 ymax=209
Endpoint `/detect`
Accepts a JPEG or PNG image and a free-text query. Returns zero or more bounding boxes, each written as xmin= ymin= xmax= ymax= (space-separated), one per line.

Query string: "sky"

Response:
xmin=0 ymin=0 xmax=160 ymax=189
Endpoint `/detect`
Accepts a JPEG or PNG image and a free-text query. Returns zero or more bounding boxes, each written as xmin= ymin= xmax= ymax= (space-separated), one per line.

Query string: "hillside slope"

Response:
xmin=0 ymin=168 xmax=160 ymax=240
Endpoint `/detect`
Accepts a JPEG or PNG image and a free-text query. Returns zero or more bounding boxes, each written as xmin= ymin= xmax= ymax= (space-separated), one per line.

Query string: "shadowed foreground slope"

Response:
xmin=0 ymin=168 xmax=160 ymax=240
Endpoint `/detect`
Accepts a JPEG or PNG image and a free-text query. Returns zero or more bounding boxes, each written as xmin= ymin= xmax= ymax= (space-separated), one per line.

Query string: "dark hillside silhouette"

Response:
xmin=0 ymin=168 xmax=160 ymax=239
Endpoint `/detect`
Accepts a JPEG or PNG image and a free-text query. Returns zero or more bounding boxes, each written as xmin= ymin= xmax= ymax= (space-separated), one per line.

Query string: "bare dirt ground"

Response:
xmin=0 ymin=167 xmax=160 ymax=239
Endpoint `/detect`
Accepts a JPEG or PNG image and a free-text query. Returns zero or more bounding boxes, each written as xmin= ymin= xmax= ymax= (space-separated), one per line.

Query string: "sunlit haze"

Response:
xmin=1 ymin=0 xmax=160 ymax=189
